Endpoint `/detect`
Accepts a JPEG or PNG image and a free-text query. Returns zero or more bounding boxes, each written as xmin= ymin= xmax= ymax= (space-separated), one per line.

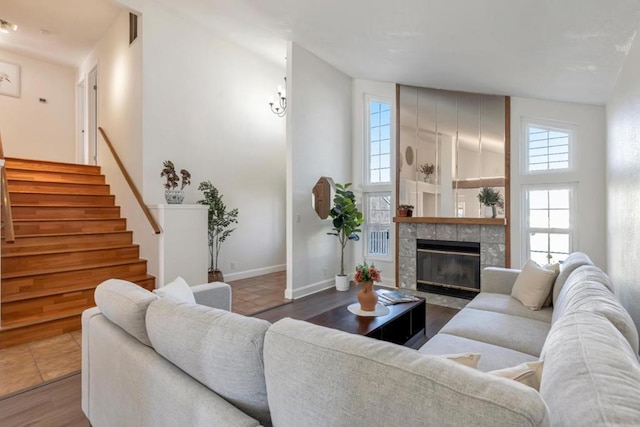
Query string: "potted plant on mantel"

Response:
xmin=420 ymin=163 xmax=435 ymax=183
xmin=161 ymin=160 xmax=191 ymax=204
xmin=477 ymin=187 xmax=504 ymax=218
xmin=197 ymin=181 xmax=239 ymax=282
xmin=327 ymin=182 xmax=364 ymax=291
xmin=398 ymin=204 xmax=414 ymax=217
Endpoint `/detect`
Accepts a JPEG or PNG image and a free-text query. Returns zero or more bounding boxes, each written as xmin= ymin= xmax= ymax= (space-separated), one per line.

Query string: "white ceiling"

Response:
xmin=2 ymin=0 xmax=640 ymax=105
xmin=0 ymin=0 xmax=121 ymax=66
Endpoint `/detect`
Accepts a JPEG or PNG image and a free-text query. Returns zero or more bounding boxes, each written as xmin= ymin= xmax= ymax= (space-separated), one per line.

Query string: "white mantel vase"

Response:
xmin=484 ymin=204 xmax=497 ymax=218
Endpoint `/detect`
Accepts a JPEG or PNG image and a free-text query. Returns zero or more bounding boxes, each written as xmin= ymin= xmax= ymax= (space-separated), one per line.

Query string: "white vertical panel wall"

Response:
xmin=510 ymin=97 xmax=606 ymax=269
xmin=286 ymin=43 xmax=353 ymax=299
xmin=606 ymin=31 xmax=640 ymax=337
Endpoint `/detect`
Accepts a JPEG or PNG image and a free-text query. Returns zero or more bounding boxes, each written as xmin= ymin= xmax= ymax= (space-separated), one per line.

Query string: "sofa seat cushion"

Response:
xmin=264 ymin=318 xmax=550 ymax=427
xmin=94 ymin=279 xmax=157 ymax=346
xmin=552 ymin=266 xmax=639 ymax=354
xmin=540 ymin=311 xmax=640 ymax=426
xmin=439 ymin=308 xmax=550 ymax=356
xmin=146 ymin=298 xmax=272 ymax=426
xmin=418 ymin=333 xmax=538 ymax=372
xmin=467 ymin=293 xmax=553 ymax=323
xmin=552 ymin=252 xmax=593 ymax=306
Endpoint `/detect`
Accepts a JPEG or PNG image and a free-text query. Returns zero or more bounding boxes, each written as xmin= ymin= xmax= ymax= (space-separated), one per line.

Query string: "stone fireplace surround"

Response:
xmin=398 ymin=223 xmax=506 ymax=290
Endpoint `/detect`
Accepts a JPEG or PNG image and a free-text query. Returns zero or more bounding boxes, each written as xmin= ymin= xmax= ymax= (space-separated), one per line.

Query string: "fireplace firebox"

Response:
xmin=416 ymin=239 xmax=480 ymax=299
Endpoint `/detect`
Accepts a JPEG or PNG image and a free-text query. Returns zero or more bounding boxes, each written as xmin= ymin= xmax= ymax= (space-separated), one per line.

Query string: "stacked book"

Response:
xmin=376 ymin=290 xmax=420 ymax=306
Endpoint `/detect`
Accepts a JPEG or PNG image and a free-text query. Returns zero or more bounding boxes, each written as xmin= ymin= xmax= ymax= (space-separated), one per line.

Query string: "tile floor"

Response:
xmin=0 ymin=272 xmax=289 ymax=399
xmin=229 ymin=271 xmax=290 ymax=315
xmin=0 ymin=330 xmax=82 ymax=398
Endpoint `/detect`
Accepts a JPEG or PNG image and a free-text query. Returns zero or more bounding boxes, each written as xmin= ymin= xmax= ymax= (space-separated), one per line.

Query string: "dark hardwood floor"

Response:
xmin=0 ymin=285 xmax=459 ymax=426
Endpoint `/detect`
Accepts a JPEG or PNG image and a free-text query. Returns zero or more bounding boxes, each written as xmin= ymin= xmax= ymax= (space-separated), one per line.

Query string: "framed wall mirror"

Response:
xmin=397 ymin=85 xmax=508 ymax=219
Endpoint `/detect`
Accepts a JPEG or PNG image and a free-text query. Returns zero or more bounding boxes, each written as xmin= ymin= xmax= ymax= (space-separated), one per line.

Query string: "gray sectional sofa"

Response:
xmin=82 ymin=252 xmax=640 ymax=426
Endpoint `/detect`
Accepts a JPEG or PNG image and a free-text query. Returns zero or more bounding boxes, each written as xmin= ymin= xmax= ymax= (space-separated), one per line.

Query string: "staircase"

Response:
xmin=0 ymin=157 xmax=155 ymax=348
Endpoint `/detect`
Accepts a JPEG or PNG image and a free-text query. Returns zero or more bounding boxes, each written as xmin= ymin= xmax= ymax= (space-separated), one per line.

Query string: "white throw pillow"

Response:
xmin=511 ymin=260 xmax=559 ymax=310
xmin=153 ymin=276 xmax=196 ymax=304
xmin=489 ymin=361 xmax=544 ymax=391
xmin=439 ymin=352 xmax=481 ymax=368
xmin=542 ymin=263 xmax=560 ymax=307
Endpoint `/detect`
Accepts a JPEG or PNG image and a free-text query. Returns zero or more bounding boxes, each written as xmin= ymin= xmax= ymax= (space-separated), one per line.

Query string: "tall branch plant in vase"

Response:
xmin=197 ymin=181 xmax=239 ymax=282
xmin=327 ymin=182 xmax=364 ymax=291
xmin=477 ymin=187 xmax=504 ymax=218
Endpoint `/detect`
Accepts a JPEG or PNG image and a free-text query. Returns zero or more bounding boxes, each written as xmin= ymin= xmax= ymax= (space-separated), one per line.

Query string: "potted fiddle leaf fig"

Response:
xmin=197 ymin=181 xmax=239 ymax=282
xmin=161 ymin=160 xmax=191 ymax=204
xmin=327 ymin=182 xmax=364 ymax=291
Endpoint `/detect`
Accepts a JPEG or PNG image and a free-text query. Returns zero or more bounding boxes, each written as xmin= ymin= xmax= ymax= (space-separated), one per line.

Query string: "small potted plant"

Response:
xmin=353 ymin=262 xmax=382 ymax=312
xmin=420 ymin=163 xmax=435 ymax=183
xmin=477 ymin=187 xmax=503 ymax=218
xmin=197 ymin=181 xmax=239 ymax=282
xmin=327 ymin=183 xmax=364 ymax=291
xmin=398 ymin=204 xmax=414 ymax=217
xmin=161 ymin=161 xmax=191 ymax=204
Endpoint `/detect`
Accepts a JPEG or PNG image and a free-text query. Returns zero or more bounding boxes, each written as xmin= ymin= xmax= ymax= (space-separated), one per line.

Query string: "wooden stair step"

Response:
xmin=9 ymin=192 xmax=115 ymax=207
xmin=5 ymin=157 xmax=101 ymax=175
xmin=1 ymin=231 xmax=133 ymax=254
xmin=2 ymin=245 xmax=140 ymax=274
xmin=0 ymin=315 xmax=81 ymax=349
xmin=1 ymin=288 xmax=98 ymax=324
xmin=1 ymin=258 xmax=148 ymax=280
xmin=1 ymin=274 xmax=155 ymax=303
xmin=1 ymin=260 xmax=148 ymax=295
xmin=10 ymin=205 xmax=121 ymax=220
xmin=6 ymin=168 xmax=106 ymax=184
xmin=9 ymin=218 xmax=126 ymax=236
xmin=8 ymin=180 xmax=111 ymax=195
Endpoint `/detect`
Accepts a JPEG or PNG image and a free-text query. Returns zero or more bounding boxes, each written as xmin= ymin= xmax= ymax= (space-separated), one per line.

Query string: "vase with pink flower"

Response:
xmin=354 ymin=263 xmax=381 ymax=312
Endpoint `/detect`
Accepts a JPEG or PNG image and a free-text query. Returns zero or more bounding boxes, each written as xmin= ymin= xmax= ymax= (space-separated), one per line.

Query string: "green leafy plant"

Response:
xmin=327 ymin=182 xmax=364 ymax=276
xmin=477 ymin=187 xmax=504 ymax=207
xmin=197 ymin=181 xmax=239 ymax=273
xmin=398 ymin=204 xmax=414 ymax=210
xmin=161 ymin=160 xmax=191 ymax=190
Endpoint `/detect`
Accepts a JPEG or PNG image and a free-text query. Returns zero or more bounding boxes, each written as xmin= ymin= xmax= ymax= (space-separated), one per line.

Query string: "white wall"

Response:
xmin=286 ymin=43 xmax=352 ymax=298
xmin=510 ymin=97 xmax=606 ymax=269
xmin=140 ymin=2 xmax=286 ymax=281
xmin=606 ymin=32 xmax=640 ymax=336
xmin=77 ymin=10 xmax=160 ymax=280
xmin=0 ymin=49 xmax=75 ymax=162
xmin=352 ymin=79 xmax=397 ymax=287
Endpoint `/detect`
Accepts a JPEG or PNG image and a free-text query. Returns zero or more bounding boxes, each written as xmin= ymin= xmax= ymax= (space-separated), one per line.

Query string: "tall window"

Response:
xmin=368 ymin=101 xmax=391 ymax=184
xmin=525 ymin=185 xmax=575 ymax=265
xmin=365 ymin=193 xmax=391 ymax=257
xmin=524 ymin=120 xmax=573 ymax=173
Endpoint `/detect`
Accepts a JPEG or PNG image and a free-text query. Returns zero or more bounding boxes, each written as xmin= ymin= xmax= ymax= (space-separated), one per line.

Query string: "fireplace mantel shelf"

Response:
xmin=393 ymin=217 xmax=507 ymax=226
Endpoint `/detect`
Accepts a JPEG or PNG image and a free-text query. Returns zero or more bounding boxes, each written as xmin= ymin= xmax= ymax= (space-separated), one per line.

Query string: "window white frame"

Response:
xmin=364 ymin=95 xmax=393 ymax=186
xmin=521 ymin=117 xmax=577 ymax=175
xmin=521 ymin=183 xmax=578 ymax=265
xmin=364 ymin=192 xmax=392 ymax=261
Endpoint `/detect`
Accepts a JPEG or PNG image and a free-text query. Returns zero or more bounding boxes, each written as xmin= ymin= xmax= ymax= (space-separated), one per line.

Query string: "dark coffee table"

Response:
xmin=305 ymin=298 xmax=426 ymax=347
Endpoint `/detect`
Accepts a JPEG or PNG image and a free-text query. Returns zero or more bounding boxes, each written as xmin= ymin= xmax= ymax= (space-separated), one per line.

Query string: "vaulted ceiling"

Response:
xmin=2 ymin=0 xmax=640 ymax=105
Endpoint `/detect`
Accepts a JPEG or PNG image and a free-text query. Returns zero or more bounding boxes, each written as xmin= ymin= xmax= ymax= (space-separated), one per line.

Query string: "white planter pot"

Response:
xmin=165 ymin=189 xmax=185 ymax=204
xmin=483 ymin=204 xmax=497 ymax=218
xmin=335 ymin=275 xmax=350 ymax=291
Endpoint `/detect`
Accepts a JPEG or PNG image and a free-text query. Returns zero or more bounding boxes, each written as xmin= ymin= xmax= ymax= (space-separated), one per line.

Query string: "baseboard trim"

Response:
xmin=224 ymin=264 xmax=286 ymax=282
xmin=285 ymin=278 xmax=334 ymax=299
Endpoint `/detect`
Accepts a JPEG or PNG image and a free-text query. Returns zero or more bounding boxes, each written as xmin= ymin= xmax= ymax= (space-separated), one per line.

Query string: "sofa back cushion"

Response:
xmin=146 ymin=298 xmax=271 ymax=426
xmin=552 ymin=252 xmax=593 ymax=306
xmin=94 ymin=279 xmax=157 ymax=346
xmin=540 ymin=311 xmax=640 ymax=426
xmin=264 ymin=318 xmax=550 ymax=427
xmin=552 ymin=265 xmax=639 ymax=353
